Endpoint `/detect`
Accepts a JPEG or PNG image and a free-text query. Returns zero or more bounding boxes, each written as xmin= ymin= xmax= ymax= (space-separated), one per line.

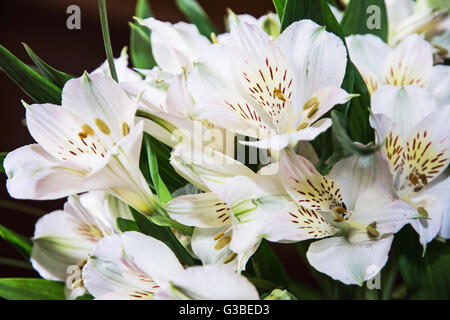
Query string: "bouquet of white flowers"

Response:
xmin=0 ymin=0 xmax=449 ymax=301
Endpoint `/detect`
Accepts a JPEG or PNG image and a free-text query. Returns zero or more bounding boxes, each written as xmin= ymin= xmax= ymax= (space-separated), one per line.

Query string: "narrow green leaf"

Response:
xmin=0 ymin=152 xmax=6 ymax=174
xmin=0 ymin=278 xmax=65 ymax=300
xmin=22 ymin=43 xmax=73 ymax=88
xmin=131 ymin=208 xmax=199 ymax=266
xmin=280 ymin=0 xmax=343 ymax=36
xmin=135 ymin=0 xmax=153 ymax=18
xmin=99 ymin=0 xmax=118 ymax=82
xmin=0 ymin=45 xmax=61 ymax=104
xmin=130 ymin=0 xmax=156 ymax=69
xmin=272 ymin=0 xmax=287 ymax=21
xmin=395 ymin=227 xmax=450 ymax=299
xmin=0 ymin=257 xmax=32 ymax=270
xmin=0 ymin=224 xmax=32 ymax=259
xmin=176 ymin=0 xmax=218 ymax=38
xmin=341 ymin=0 xmax=388 ymax=42
xmin=116 ymin=217 xmax=139 ymax=232
xmin=0 ymin=200 xmax=46 ymax=217
xmin=143 ymin=134 xmax=172 ymax=203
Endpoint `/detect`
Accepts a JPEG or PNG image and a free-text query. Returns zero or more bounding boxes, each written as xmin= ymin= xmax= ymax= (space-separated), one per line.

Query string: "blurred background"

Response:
xmin=0 ymin=0 xmax=313 ymax=287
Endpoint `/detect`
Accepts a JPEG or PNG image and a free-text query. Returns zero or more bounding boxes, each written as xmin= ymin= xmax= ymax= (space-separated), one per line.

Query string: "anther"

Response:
xmin=214 ymin=235 xmax=231 ymax=250
xmin=95 ymin=118 xmax=111 ymax=135
xmin=273 ymin=88 xmax=286 ymax=102
xmin=302 ymin=97 xmax=319 ymax=110
xmin=367 ymin=221 xmax=380 ymax=239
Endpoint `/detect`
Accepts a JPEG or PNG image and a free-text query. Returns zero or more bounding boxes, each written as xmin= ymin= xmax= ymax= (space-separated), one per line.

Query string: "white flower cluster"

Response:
xmin=3 ymin=2 xmax=449 ymax=300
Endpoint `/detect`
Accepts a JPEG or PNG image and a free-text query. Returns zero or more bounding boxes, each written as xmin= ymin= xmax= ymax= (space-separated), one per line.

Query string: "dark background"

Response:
xmin=0 ymin=0 xmax=313 ymax=288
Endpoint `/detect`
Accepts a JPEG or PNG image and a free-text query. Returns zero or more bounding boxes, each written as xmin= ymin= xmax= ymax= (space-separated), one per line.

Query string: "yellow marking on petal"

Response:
xmin=213 ymin=232 xmax=225 ymax=241
xmin=210 ymin=32 xmax=218 ymax=44
xmin=302 ymin=97 xmax=319 ymax=110
xmin=122 ymin=122 xmax=130 ymax=136
xmin=367 ymin=221 xmax=379 ymax=239
xmin=95 ymin=118 xmax=111 ymax=135
xmin=273 ymin=88 xmax=286 ymax=102
xmin=222 ymin=252 xmax=238 ymax=264
xmin=214 ymin=235 xmax=231 ymax=250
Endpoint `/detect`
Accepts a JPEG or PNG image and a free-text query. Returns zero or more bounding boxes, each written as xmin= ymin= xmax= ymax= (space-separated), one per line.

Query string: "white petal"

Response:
xmin=121 ymin=231 xmax=184 ymax=282
xmin=138 ymin=18 xmax=210 ymax=74
xmin=31 ymin=210 xmax=96 ymax=281
xmin=4 ymin=144 xmax=94 ymax=200
xmin=429 ymin=65 xmax=450 ymax=106
xmin=166 ymin=192 xmax=231 ymax=228
xmin=306 ymin=235 xmax=394 ymax=285
xmin=92 ymin=47 xmax=141 ymax=82
xmin=383 ymin=34 xmax=433 ymax=89
xmin=345 ymin=34 xmax=391 ymax=94
xmin=157 ymin=265 xmax=259 ymax=300
xmin=409 ymin=194 xmax=443 ymax=247
xmin=277 ymin=19 xmax=347 ymax=110
xmin=371 ymin=85 xmax=439 ymax=141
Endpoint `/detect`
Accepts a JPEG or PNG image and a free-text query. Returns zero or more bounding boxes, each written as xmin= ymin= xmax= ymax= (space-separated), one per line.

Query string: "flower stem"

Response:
xmin=99 ymin=0 xmax=118 ymax=82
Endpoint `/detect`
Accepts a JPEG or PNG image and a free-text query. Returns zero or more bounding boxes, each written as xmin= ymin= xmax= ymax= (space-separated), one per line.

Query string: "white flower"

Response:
xmin=31 ymin=191 xmax=132 ymax=298
xmin=82 ymin=231 xmax=259 ymax=300
xmin=370 ymin=85 xmax=450 ymax=247
xmin=346 ymin=33 xmax=450 ymax=105
xmin=186 ymin=16 xmax=352 ymax=150
xmin=3 ymin=73 xmax=156 ymax=215
xmin=277 ymin=149 xmax=416 ymax=285
xmin=385 ymin=0 xmax=449 ymax=50
xmin=92 ymin=47 xmax=142 ymax=82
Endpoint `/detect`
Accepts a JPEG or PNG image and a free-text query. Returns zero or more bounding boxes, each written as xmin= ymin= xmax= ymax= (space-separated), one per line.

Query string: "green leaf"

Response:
xmin=131 ymin=208 xmax=199 ymax=266
xmin=263 ymin=288 xmax=298 ymax=300
xmin=0 ymin=224 xmax=32 ymax=259
xmin=116 ymin=217 xmax=139 ymax=232
xmin=143 ymin=134 xmax=172 ymax=203
xmin=341 ymin=0 xmax=388 ymax=42
xmin=272 ymin=0 xmax=287 ymax=21
xmin=76 ymin=293 xmax=95 ymax=300
xmin=135 ymin=0 xmax=152 ymax=18
xmin=0 ymin=152 xmax=6 ymax=174
xmin=139 ymin=131 xmax=188 ymax=194
xmin=129 ymin=0 xmax=157 ymax=69
xmin=280 ymin=0 xmax=343 ymax=36
xmin=0 ymin=45 xmax=61 ymax=104
xmin=0 ymin=278 xmax=65 ymax=300
xmin=22 ymin=43 xmax=73 ymax=89
xmin=395 ymin=227 xmax=450 ymax=299
xmin=176 ymin=0 xmax=218 ymax=38
xmin=331 ymin=110 xmax=379 ymax=157
xmin=251 ymin=241 xmax=321 ymax=299
xmin=99 ymin=0 xmax=118 ymax=82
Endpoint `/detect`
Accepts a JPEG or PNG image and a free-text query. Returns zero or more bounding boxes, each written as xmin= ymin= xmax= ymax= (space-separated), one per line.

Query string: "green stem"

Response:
xmin=0 ymin=200 xmax=45 ymax=217
xmin=247 ymin=277 xmax=279 ymax=292
xmin=99 ymin=0 xmax=118 ymax=82
xmin=381 ymin=258 xmax=399 ymax=300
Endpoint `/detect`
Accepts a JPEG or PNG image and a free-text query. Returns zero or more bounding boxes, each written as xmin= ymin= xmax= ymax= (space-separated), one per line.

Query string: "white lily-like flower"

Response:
xmin=187 ymin=16 xmax=352 ymax=150
xmin=166 ymin=143 xmax=262 ymax=271
xmin=370 ymin=85 xmax=450 ymax=247
xmin=385 ymin=0 xmax=449 ymax=51
xmin=219 ymin=12 xmax=281 ymax=42
xmin=276 ymin=149 xmax=416 ymax=285
xmin=3 ymin=73 xmax=156 ymax=215
xmin=31 ymin=191 xmax=132 ymax=299
xmin=346 ymin=33 xmax=450 ymax=105
xmin=82 ymin=231 xmax=259 ymax=300
xmin=92 ymin=47 xmax=142 ymax=82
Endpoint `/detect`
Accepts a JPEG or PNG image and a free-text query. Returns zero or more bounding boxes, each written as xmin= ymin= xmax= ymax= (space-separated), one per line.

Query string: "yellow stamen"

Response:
xmin=296 ymin=122 xmax=308 ymax=131
xmin=302 ymin=97 xmax=319 ymax=110
xmin=222 ymin=252 xmax=238 ymax=264
xmin=213 ymin=232 xmax=225 ymax=241
xmin=122 ymin=122 xmax=130 ymax=136
xmin=307 ymin=104 xmax=319 ymax=118
xmin=273 ymin=88 xmax=286 ymax=102
xmin=214 ymin=235 xmax=231 ymax=250
xmin=417 ymin=207 xmax=429 ymax=218
xmin=82 ymin=124 xmax=95 ymax=136
xmin=95 ymin=118 xmax=111 ymax=135
xmin=367 ymin=221 xmax=379 ymax=239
